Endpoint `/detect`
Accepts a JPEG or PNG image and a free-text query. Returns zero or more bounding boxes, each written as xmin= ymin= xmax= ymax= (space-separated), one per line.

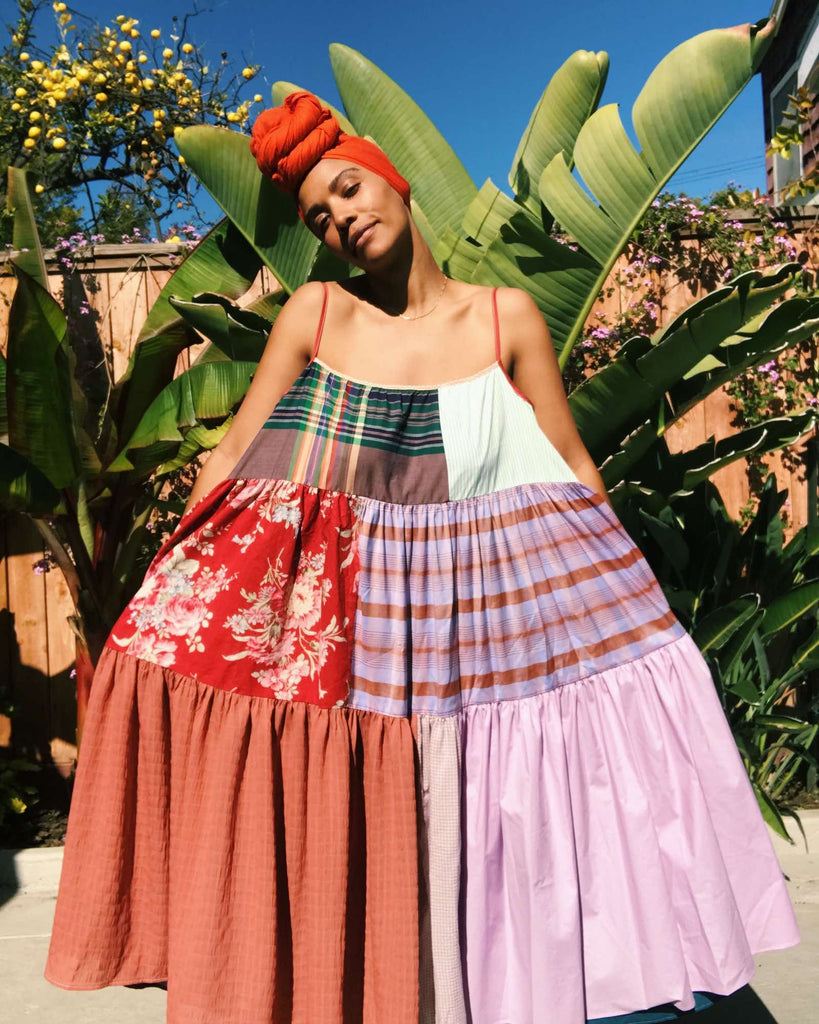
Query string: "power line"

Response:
xmin=671 ymin=157 xmax=764 ymax=181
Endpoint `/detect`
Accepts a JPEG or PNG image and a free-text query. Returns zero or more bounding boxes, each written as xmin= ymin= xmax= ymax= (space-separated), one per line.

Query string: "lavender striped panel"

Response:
xmin=347 ymin=480 xmax=687 ymax=717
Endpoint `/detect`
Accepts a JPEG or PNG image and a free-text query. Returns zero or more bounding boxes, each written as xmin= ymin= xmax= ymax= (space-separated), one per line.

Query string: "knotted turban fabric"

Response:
xmin=250 ymin=90 xmax=411 ymax=222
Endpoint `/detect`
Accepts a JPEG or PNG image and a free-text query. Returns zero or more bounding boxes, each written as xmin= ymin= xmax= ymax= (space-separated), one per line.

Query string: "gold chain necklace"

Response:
xmin=366 ymin=274 xmax=449 ymax=320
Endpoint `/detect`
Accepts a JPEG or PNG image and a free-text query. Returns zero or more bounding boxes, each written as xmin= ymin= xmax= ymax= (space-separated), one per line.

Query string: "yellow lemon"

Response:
xmin=35 ymin=183 xmax=45 ymax=194
xmin=182 ymin=43 xmax=194 ymax=54
xmin=28 ymin=125 xmax=41 ymax=137
xmin=23 ymin=137 xmax=36 ymax=149
xmin=241 ymin=67 xmax=254 ymax=79
xmin=150 ymin=29 xmax=161 ymax=39
xmin=15 ymin=87 xmax=27 ymax=97
xmin=95 ymin=91 xmax=108 ymax=103
xmin=20 ymin=51 xmax=30 ymax=61
xmin=253 ymin=94 xmax=263 ymax=103
xmin=162 ymin=48 xmax=173 ymax=60
xmin=52 ymin=136 xmax=67 ymax=150
xmin=29 ymin=110 xmax=42 ymax=121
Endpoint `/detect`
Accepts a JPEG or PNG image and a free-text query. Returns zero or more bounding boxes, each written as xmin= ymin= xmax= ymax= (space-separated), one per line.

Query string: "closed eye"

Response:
xmin=317 ymin=183 xmax=360 ymax=234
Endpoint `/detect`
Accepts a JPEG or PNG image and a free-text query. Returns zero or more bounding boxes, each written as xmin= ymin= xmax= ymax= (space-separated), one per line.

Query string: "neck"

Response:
xmin=361 ymin=222 xmax=446 ymax=316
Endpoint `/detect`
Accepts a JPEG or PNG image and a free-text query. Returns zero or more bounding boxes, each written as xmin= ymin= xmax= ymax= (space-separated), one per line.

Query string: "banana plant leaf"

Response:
xmin=716 ymin=608 xmax=765 ymax=683
xmin=329 ymin=43 xmax=477 ymax=239
xmin=634 ymin=506 xmax=690 ymax=574
xmin=509 ymin=50 xmax=608 ymax=222
xmin=570 ymin=264 xmax=809 ymax=459
xmin=535 ymin=18 xmax=776 ymax=363
xmin=433 ymin=225 xmax=488 ymax=284
xmin=650 ymin=294 xmax=819 ymax=423
xmin=176 ymin=126 xmax=349 ymax=291
xmin=6 ymin=167 xmax=49 ymax=291
xmin=6 ymin=269 xmax=80 ymax=490
xmin=154 ymin=420 xmax=233 ymax=477
xmin=468 ymin=206 xmax=599 ymax=358
xmin=114 ymin=218 xmax=263 ymax=441
xmin=244 ymin=289 xmax=287 ymax=321
xmin=782 ymin=628 xmax=819 ymax=682
xmin=109 ymin=361 xmax=256 ymax=475
xmin=692 ymin=594 xmax=761 ymax=653
xmin=760 ymin=581 xmax=819 ymax=637
xmin=0 ymin=443 xmax=65 ymax=514
xmin=169 ymin=293 xmax=271 ymax=362
xmin=611 ymin=410 xmax=819 ymax=494
xmin=752 ymin=781 xmax=790 ymax=840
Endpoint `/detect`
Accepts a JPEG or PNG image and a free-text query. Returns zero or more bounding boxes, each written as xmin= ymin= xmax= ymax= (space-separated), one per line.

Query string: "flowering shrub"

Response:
xmin=557 ymin=184 xmax=818 ymax=528
xmin=0 ymin=0 xmax=263 ymax=242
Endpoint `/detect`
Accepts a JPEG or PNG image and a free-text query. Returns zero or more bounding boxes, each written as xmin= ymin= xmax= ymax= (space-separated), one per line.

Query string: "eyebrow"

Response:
xmin=304 ymin=167 xmax=360 ymax=225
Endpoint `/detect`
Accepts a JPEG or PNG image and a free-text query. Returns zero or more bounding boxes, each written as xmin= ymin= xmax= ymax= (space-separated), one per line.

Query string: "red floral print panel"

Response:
xmin=108 ymin=479 xmax=362 ymax=708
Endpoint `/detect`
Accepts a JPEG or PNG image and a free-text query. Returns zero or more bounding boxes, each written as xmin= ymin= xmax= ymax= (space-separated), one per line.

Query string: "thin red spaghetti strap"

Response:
xmin=493 ymin=286 xmax=535 ymax=411
xmin=312 ymin=281 xmax=329 ymax=360
xmin=492 ymin=286 xmax=502 ymax=365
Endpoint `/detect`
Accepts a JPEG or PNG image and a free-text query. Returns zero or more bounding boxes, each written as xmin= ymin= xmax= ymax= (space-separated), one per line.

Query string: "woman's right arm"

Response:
xmin=182 ymin=281 xmax=325 ymax=515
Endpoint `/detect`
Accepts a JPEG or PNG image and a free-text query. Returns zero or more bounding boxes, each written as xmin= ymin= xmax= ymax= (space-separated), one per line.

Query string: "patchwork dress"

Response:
xmin=45 ymin=283 xmax=800 ymax=1024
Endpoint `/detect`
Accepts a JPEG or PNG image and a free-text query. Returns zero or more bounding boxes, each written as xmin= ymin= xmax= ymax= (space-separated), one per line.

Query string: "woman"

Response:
xmin=45 ymin=91 xmax=800 ymax=1024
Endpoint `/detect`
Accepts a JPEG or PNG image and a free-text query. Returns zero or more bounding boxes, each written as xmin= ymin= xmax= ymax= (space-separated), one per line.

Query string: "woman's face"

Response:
xmin=297 ymin=161 xmax=409 ymax=266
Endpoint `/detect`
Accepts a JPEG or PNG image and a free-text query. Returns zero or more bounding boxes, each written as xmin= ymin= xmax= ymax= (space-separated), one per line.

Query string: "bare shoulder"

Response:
xmin=492 ymin=285 xmax=541 ymax=320
xmin=269 ymin=280 xmax=327 ymax=358
xmin=489 ymin=286 xmax=548 ymax=360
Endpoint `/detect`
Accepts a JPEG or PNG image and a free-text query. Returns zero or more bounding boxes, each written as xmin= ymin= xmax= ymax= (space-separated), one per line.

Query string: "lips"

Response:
xmin=351 ymin=223 xmax=376 ymax=253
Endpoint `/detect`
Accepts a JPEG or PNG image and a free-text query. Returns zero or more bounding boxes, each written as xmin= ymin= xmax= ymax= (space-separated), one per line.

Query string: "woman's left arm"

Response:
xmin=498 ymin=287 xmax=613 ymax=509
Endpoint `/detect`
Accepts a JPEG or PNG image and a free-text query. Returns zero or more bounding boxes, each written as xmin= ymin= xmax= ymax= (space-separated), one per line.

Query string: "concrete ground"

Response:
xmin=1 ymin=812 xmax=817 ymax=1022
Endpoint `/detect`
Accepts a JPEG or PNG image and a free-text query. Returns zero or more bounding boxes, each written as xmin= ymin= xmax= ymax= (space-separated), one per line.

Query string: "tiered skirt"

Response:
xmin=44 ymin=478 xmax=800 ymax=1022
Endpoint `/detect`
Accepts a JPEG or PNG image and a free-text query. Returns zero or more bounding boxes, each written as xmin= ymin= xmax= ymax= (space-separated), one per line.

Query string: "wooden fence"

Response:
xmin=1 ymin=212 xmax=818 ymax=773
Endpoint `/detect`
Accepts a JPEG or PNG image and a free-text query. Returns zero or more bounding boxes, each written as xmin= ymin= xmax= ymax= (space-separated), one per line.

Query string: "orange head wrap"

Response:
xmin=250 ymin=90 xmax=411 ymax=223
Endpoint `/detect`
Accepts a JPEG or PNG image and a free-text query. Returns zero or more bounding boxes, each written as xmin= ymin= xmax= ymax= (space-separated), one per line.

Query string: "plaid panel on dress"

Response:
xmin=230 ymin=361 xmax=450 ymax=504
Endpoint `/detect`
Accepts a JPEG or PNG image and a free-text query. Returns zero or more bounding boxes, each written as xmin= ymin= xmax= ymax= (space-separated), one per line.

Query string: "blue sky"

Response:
xmin=46 ymin=1 xmax=776 ymax=218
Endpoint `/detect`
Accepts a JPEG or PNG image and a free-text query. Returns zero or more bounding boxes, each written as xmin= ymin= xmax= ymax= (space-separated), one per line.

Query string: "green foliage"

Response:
xmin=0 ymin=756 xmax=41 ymax=830
xmin=619 ymin=473 xmax=819 ymax=839
xmin=0 ymin=169 xmax=276 ymax=667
